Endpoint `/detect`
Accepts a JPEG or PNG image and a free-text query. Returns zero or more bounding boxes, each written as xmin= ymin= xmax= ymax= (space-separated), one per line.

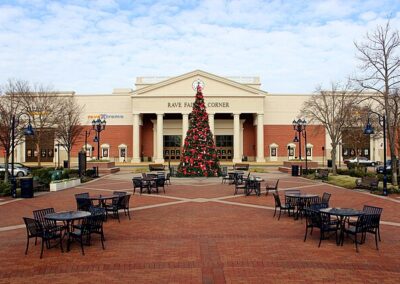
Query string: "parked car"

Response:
xmin=376 ymin=160 xmax=400 ymax=174
xmin=0 ymin=163 xmax=31 ymax=177
xmin=344 ymin=157 xmax=376 ymax=167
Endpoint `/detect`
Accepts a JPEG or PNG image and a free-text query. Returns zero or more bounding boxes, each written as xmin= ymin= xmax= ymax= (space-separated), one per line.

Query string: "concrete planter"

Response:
xmin=283 ymin=161 xmax=319 ymax=168
xmin=50 ymin=178 xmax=81 ymax=192
xmin=87 ymin=162 xmax=115 ymax=169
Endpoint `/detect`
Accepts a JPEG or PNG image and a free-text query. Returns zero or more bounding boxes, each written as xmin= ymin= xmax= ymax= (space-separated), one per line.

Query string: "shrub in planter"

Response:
xmin=85 ymin=169 xmax=96 ymax=177
xmin=0 ymin=180 xmax=11 ymax=196
xmin=32 ymin=167 xmax=55 ymax=187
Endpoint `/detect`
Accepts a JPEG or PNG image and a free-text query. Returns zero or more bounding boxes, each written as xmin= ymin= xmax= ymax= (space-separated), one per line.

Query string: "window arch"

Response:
xmin=306 ymin=143 xmax=314 ymax=160
xmin=118 ymin=144 xmax=128 ymax=162
xmin=101 ymin=143 xmax=110 ymax=159
xmin=269 ymin=143 xmax=279 ymax=161
xmin=287 ymin=143 xmax=296 ymax=160
xmin=82 ymin=143 xmax=93 ymax=158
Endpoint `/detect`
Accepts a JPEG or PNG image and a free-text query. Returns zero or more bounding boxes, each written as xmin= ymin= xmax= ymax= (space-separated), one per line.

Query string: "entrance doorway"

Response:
xmin=216 ymin=135 xmax=233 ymax=161
xmin=163 ymin=135 xmax=181 ymax=161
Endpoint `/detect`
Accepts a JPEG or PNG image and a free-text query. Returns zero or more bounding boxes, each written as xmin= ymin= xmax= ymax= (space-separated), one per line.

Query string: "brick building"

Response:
xmin=10 ymin=70 xmax=384 ymax=165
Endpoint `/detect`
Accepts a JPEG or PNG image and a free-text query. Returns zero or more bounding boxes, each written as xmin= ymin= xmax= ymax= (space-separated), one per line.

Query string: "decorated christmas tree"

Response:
xmin=177 ymin=84 xmax=221 ymax=177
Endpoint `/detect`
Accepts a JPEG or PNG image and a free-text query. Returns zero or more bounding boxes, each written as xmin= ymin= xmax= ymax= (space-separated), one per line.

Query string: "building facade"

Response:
xmin=10 ymin=70 xmax=386 ymax=165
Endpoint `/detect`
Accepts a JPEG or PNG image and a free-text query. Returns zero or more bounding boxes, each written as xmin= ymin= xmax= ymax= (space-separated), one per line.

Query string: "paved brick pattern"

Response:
xmin=0 ymin=170 xmax=400 ymax=283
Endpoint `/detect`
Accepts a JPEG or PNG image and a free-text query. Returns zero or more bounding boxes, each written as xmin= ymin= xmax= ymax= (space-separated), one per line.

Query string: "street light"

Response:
xmin=364 ymin=112 xmax=387 ymax=196
xmin=11 ymin=114 xmax=34 ymax=198
xmin=292 ymin=118 xmax=308 ymax=173
xmin=92 ymin=118 xmax=106 ymax=160
xmin=84 ymin=129 xmax=92 ymax=157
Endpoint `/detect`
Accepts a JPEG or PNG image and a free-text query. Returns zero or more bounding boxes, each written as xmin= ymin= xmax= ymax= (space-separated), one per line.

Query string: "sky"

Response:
xmin=0 ymin=0 xmax=399 ymax=94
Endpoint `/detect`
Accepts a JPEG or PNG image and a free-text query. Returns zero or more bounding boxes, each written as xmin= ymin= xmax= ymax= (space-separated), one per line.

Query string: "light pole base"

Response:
xmin=10 ymin=178 xmax=17 ymax=198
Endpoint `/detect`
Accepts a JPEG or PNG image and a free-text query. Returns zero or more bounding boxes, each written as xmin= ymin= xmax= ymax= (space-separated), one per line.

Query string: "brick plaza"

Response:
xmin=0 ymin=170 xmax=399 ymax=283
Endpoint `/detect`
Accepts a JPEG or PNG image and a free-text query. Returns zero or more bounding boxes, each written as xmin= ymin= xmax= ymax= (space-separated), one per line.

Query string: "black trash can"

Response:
xmin=93 ymin=166 xmax=99 ymax=177
xmin=291 ymin=165 xmax=299 ymax=176
xmin=20 ymin=177 xmax=34 ymax=198
xmin=327 ymin=159 xmax=333 ymax=168
xmin=63 ymin=160 xmax=69 ymax=169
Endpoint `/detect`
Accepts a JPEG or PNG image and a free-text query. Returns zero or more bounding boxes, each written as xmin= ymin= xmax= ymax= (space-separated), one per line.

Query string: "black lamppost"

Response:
xmin=293 ymin=118 xmax=308 ymax=173
xmin=364 ymin=113 xmax=387 ymax=196
xmin=84 ymin=130 xmax=92 ymax=157
xmin=92 ymin=118 xmax=106 ymax=160
xmin=11 ymin=114 xmax=34 ymax=198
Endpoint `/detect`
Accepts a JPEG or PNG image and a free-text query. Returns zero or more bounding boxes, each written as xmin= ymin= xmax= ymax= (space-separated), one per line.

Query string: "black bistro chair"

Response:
xmin=319 ymin=192 xmax=331 ymax=207
xmin=234 ymin=175 xmax=247 ymax=195
xmin=348 ymin=205 xmax=383 ymax=242
xmin=105 ymin=194 xmax=131 ymax=222
xmin=265 ymin=179 xmax=279 ymax=195
xmin=149 ymin=177 xmax=166 ymax=194
xmin=75 ymin=193 xmax=93 ymax=211
xmin=69 ymin=209 xmax=106 ymax=255
xmin=342 ymin=213 xmax=381 ymax=252
xmin=304 ymin=209 xmax=339 ymax=247
xmin=272 ymin=193 xmax=294 ymax=220
xmin=23 ymin=217 xmax=64 ymax=259
xmin=33 ymin=208 xmax=66 ymax=245
xmin=132 ymin=178 xmax=146 ymax=194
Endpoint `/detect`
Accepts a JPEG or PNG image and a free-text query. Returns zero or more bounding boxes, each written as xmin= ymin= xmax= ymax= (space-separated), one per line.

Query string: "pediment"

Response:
xmin=133 ymin=70 xmax=267 ymax=97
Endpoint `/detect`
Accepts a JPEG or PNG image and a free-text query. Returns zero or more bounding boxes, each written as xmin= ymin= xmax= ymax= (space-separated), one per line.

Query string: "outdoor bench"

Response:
xmin=233 ymin=163 xmax=250 ymax=171
xmin=33 ymin=180 xmax=47 ymax=191
xmin=315 ymin=169 xmax=329 ymax=181
xmin=355 ymin=176 xmax=379 ymax=190
xmin=149 ymin=164 xmax=165 ymax=172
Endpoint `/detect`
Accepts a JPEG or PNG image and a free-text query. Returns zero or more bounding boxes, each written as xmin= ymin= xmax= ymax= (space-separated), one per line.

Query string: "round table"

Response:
xmin=320 ymin=207 xmax=364 ymax=245
xmin=45 ymin=211 xmax=91 ymax=251
xmin=285 ymin=193 xmax=319 ymax=219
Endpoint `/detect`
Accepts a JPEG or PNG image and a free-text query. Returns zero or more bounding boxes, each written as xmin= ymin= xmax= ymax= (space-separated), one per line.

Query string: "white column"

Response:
xmin=155 ymin=113 xmax=164 ymax=163
xmin=208 ymin=113 xmax=215 ymax=136
xmin=256 ymin=113 xmax=265 ymax=162
xmin=132 ymin=113 xmax=141 ymax=163
xmin=233 ymin=113 xmax=241 ymax=163
xmin=182 ymin=113 xmax=189 ymax=145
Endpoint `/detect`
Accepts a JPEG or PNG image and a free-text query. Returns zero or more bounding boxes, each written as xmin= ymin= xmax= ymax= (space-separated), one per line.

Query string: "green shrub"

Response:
xmin=132 ymin=167 xmax=149 ymax=173
xmin=326 ymin=175 xmax=358 ymax=189
xmin=85 ymin=169 xmax=96 ymax=177
xmin=0 ymin=180 xmax=11 ymax=196
xmin=250 ymin=167 xmax=268 ymax=173
xmin=32 ymin=167 xmax=55 ymax=186
xmin=81 ymin=176 xmax=94 ymax=183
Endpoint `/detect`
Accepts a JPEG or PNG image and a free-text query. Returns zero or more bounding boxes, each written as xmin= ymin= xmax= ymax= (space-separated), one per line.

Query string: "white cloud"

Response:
xmin=0 ymin=0 xmax=399 ymax=94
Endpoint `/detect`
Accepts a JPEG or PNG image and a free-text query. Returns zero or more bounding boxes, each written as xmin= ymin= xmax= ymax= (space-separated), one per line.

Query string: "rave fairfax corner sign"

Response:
xmin=167 ymin=102 xmax=230 ymax=108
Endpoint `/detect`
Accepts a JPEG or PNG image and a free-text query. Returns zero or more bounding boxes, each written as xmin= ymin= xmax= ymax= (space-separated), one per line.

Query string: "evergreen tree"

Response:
xmin=177 ymin=84 xmax=221 ymax=177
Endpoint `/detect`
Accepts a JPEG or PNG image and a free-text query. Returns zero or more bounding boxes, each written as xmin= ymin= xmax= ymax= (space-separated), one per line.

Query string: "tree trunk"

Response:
xmin=4 ymin=155 xmax=9 ymax=183
xmin=67 ymin=150 xmax=71 ymax=169
xmin=37 ymin=143 xmax=41 ymax=167
xmin=330 ymin=144 xmax=337 ymax=175
xmin=386 ymin=112 xmax=398 ymax=186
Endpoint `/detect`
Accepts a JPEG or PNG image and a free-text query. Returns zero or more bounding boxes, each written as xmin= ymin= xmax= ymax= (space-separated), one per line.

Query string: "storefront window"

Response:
xmin=102 ymin=148 xmax=109 ymax=158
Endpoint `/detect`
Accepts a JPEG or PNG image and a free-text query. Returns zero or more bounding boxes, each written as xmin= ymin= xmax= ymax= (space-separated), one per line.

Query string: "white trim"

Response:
xmin=269 ymin=143 xmax=278 ymax=161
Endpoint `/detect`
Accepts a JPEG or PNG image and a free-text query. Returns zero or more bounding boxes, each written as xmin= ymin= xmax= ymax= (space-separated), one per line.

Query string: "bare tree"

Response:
xmin=355 ymin=20 xmax=400 ymax=185
xmin=300 ymin=82 xmax=360 ymax=175
xmin=0 ymin=80 xmax=30 ymax=181
xmin=54 ymin=96 xmax=84 ymax=169
xmin=19 ymin=84 xmax=61 ymax=167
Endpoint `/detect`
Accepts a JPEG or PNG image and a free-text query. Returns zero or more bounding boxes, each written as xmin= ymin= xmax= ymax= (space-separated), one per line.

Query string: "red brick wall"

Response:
xmin=264 ymin=125 xmax=326 ymax=157
xmin=141 ymin=119 xmax=154 ymax=157
xmin=243 ymin=118 xmax=256 ymax=157
xmin=71 ymin=125 xmax=132 ymax=158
